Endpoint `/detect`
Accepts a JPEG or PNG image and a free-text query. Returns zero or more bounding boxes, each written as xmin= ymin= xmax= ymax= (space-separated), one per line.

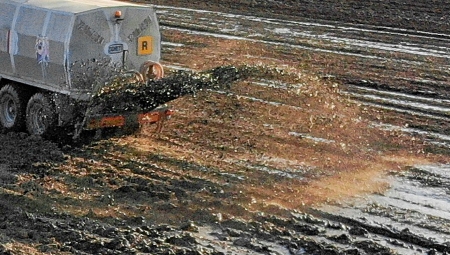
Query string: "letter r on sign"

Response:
xmin=137 ymin=36 xmax=153 ymax=55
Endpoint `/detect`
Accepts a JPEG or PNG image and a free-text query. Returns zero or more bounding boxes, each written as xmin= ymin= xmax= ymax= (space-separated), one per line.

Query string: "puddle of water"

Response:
xmin=252 ymin=79 xmax=305 ymax=90
xmin=347 ymin=84 xmax=450 ymax=105
xmin=160 ymin=25 xmax=387 ymax=61
xmin=226 ymin=159 xmax=311 ymax=180
xmin=289 ymin=132 xmax=336 ymax=144
xmin=372 ymin=123 xmax=450 ymax=148
xmin=415 ymin=164 xmax=450 ymax=178
xmin=389 ymin=180 xmax=450 ymax=204
xmin=273 ymin=27 xmax=292 ymax=34
xmin=155 ymin=4 xmax=450 ymax=41
xmin=193 ymin=225 xmax=292 ymax=255
xmin=162 ymin=41 xmax=185 ymax=47
xmin=346 ymin=91 xmax=450 ymax=114
xmin=318 ymin=164 xmax=450 ymax=253
xmin=371 ymin=193 xmax=450 ymax=222
xmin=319 ymin=203 xmax=450 ymax=254
xmin=351 ymin=99 xmax=450 ymax=122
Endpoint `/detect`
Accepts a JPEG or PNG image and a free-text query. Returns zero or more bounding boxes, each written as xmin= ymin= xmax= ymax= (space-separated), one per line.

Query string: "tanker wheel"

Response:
xmin=0 ymin=84 xmax=26 ymax=131
xmin=26 ymin=93 xmax=56 ymax=136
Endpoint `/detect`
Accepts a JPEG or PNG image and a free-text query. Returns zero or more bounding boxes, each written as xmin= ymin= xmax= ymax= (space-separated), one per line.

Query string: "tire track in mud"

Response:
xmin=156 ymin=5 xmax=450 ymax=63
xmin=2 ymin=134 xmax=449 ymax=254
xmin=312 ymin=164 xmax=450 ymax=254
xmin=0 ymin=3 xmax=449 ymax=254
xmin=344 ymin=82 xmax=450 ymax=121
xmin=155 ymin=5 xmax=450 ymax=254
xmin=342 ymin=80 xmax=450 ymax=148
xmin=157 ymin=4 xmax=450 ymax=140
xmin=149 ymin=64 xmax=450 ymax=254
xmin=151 ymin=0 xmax=450 ymax=35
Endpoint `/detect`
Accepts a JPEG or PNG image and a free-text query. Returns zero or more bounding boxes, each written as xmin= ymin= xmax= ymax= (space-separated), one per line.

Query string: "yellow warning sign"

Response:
xmin=137 ymin=36 xmax=153 ymax=55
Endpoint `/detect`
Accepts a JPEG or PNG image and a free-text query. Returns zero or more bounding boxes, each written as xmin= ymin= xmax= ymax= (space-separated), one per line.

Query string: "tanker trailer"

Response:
xmin=0 ymin=0 xmax=171 ymax=137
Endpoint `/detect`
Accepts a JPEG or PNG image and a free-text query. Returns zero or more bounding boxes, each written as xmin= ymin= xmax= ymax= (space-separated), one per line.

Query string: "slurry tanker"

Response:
xmin=0 ymin=0 xmax=171 ymax=137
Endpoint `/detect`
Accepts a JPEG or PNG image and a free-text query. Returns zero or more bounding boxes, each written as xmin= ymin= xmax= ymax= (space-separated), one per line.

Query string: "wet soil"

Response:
xmin=2 ymin=1 xmax=450 ymax=254
xmin=146 ymin=0 xmax=450 ymax=34
xmin=154 ymin=2 xmax=450 ymax=139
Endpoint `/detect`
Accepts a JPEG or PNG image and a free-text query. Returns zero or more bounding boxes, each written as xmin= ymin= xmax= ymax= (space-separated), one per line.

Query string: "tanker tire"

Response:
xmin=26 ymin=93 xmax=56 ymax=137
xmin=0 ymin=84 xmax=26 ymax=132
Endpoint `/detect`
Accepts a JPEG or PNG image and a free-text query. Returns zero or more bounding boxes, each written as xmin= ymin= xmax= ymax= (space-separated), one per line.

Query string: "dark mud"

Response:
xmin=148 ymin=1 xmax=450 ymax=254
xmin=92 ymin=65 xmax=248 ymax=113
xmin=147 ymin=0 xmax=450 ymax=34
xmin=1 ymin=1 xmax=450 ymax=254
xmin=315 ymin=165 xmax=450 ymax=255
xmin=155 ymin=2 xmax=450 ymax=140
xmin=0 ymin=132 xmax=448 ymax=254
xmin=0 ymin=132 xmax=64 ymax=174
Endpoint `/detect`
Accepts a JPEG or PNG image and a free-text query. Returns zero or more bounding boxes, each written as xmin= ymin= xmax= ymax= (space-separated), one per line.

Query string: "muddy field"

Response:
xmin=2 ymin=1 xmax=450 ymax=254
xmin=147 ymin=0 xmax=450 ymax=34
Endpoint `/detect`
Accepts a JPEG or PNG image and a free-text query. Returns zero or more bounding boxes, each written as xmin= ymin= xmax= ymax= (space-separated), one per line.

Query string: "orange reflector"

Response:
xmin=115 ymin=10 xmax=122 ymax=18
xmin=138 ymin=112 xmax=160 ymax=124
xmin=88 ymin=116 xmax=125 ymax=129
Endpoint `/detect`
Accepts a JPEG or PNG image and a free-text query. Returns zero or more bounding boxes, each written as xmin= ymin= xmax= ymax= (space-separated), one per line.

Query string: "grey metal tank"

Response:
xmin=0 ymin=0 xmax=161 ymax=99
xmin=0 ymin=0 xmax=169 ymax=137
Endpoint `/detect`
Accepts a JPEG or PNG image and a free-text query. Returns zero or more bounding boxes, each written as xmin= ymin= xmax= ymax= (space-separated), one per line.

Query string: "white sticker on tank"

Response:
xmin=36 ymin=36 xmax=49 ymax=65
xmin=36 ymin=36 xmax=50 ymax=78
